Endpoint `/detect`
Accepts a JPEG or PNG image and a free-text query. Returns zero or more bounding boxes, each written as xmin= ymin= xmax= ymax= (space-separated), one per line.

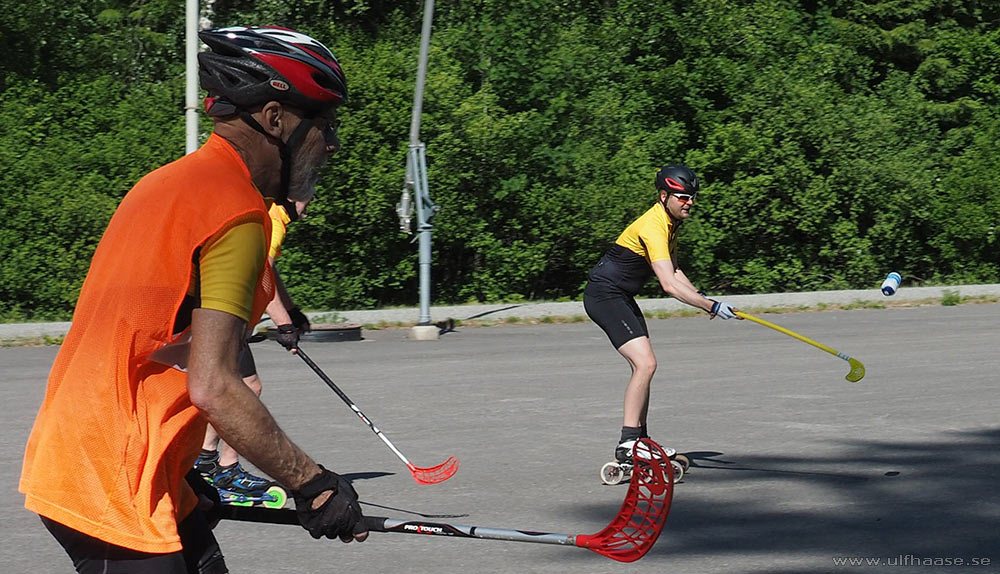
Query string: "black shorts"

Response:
xmin=583 ymin=281 xmax=648 ymax=349
xmin=237 ymin=340 xmax=257 ymax=378
xmin=41 ymin=508 xmax=228 ymax=574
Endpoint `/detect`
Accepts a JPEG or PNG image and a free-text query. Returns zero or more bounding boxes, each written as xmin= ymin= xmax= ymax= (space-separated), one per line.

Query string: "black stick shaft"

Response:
xmin=217 ymin=506 xmax=576 ymax=546
xmin=218 ymin=505 xmax=382 ymax=529
xmin=296 ymin=348 xmax=364 ymax=417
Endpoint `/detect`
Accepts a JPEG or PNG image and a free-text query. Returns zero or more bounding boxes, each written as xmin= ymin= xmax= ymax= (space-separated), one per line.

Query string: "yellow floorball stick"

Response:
xmin=735 ymin=311 xmax=866 ymax=382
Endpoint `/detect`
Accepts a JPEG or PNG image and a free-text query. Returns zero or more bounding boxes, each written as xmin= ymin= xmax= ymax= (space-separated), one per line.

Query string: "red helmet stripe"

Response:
xmin=664 ymin=177 xmax=686 ymax=191
xmin=254 ymin=52 xmax=343 ymax=104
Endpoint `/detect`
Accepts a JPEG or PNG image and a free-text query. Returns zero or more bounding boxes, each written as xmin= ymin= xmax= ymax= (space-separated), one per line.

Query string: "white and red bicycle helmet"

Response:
xmin=199 ymin=26 xmax=348 ymax=117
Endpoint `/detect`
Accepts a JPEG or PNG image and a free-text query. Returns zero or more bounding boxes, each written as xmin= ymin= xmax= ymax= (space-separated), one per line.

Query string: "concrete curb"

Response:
xmin=5 ymin=284 xmax=998 ymax=341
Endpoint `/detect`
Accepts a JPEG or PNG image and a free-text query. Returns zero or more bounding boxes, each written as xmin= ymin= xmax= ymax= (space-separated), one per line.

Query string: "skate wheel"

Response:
xmin=262 ymin=486 xmax=288 ymax=509
xmin=674 ymin=453 xmax=691 ymax=472
xmin=670 ymin=459 xmax=685 ymax=483
xmin=600 ymin=462 xmax=626 ymax=485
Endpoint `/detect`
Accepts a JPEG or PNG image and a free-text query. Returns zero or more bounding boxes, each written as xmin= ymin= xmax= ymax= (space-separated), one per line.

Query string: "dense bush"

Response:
xmin=2 ymin=0 xmax=998 ymax=320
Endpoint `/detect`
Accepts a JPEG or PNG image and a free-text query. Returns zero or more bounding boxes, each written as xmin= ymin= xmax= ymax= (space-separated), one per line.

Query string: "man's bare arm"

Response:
xmin=186 ymin=307 xmax=318 ymax=490
xmin=650 ymin=259 xmax=714 ymax=313
xmin=673 ymin=267 xmax=703 ymax=295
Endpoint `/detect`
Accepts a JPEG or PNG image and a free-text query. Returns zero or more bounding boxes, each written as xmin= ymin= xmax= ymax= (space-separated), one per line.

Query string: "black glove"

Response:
xmin=185 ymin=468 xmax=222 ymax=529
xmin=274 ymin=323 xmax=300 ymax=350
xmin=288 ymin=307 xmax=311 ymax=332
xmin=292 ymin=466 xmax=364 ymax=542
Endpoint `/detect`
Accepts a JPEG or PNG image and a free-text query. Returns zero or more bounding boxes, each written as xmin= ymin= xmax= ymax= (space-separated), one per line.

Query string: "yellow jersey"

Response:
xmin=588 ymin=202 xmax=676 ymax=295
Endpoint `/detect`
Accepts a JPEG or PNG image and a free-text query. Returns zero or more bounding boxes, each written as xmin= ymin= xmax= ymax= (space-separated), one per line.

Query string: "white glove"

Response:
xmin=709 ymin=300 xmax=738 ymax=320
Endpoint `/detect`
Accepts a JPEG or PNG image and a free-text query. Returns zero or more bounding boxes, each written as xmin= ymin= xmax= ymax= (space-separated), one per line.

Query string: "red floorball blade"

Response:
xmin=408 ymin=456 xmax=459 ymax=485
xmin=575 ymin=438 xmax=674 ymax=562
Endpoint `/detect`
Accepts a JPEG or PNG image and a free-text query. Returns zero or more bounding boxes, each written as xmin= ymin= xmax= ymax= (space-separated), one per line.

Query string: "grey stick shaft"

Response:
xmin=377 ymin=517 xmax=578 ymax=546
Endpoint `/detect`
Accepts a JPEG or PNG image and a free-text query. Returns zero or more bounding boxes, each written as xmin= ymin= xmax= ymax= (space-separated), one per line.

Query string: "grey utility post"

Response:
xmin=184 ymin=0 xmax=199 ymax=154
xmin=401 ymin=0 xmax=440 ymax=341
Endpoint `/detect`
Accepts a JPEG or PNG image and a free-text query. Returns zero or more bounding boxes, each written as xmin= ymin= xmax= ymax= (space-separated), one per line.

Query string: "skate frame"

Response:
xmin=736 ymin=311 xmax=865 ymax=382
xmin=295 ymin=347 xmax=459 ymax=485
xmin=220 ymin=438 xmax=674 ymax=562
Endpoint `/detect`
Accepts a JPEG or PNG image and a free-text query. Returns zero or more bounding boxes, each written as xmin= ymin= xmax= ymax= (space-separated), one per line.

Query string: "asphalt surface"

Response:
xmin=2 ymin=304 xmax=998 ymax=573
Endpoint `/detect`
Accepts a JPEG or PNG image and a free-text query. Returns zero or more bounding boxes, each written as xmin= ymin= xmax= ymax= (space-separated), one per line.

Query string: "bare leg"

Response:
xmin=201 ymin=425 xmax=220 ymax=452
xmin=616 ymin=336 xmax=656 ymax=428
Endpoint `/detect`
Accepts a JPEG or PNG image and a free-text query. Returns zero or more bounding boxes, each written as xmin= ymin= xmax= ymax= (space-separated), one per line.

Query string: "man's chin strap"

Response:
xmin=659 ymin=195 xmax=680 ymax=226
xmin=239 ymin=110 xmax=316 ymax=222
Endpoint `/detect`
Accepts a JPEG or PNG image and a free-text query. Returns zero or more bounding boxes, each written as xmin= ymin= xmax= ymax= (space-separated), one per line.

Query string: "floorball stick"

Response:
xmin=295 ymin=347 xmax=459 ymax=484
xmin=735 ymin=311 xmax=865 ymax=382
xmin=219 ymin=438 xmax=673 ymax=563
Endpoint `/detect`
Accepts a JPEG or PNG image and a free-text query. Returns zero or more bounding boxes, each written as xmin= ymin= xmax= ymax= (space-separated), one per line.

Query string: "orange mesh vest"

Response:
xmin=20 ymin=134 xmax=275 ymax=553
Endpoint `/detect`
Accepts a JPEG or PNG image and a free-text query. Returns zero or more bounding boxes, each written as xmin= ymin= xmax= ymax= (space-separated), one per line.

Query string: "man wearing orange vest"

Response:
xmin=193 ymin=199 xmax=315 ymax=506
xmin=20 ymin=26 xmax=366 ymax=573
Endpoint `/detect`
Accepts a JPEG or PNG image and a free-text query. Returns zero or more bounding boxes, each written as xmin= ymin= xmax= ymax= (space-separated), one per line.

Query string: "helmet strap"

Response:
xmin=659 ymin=191 xmax=681 ymax=226
xmin=277 ymin=117 xmax=316 ymax=222
xmin=239 ymin=110 xmax=315 ymax=223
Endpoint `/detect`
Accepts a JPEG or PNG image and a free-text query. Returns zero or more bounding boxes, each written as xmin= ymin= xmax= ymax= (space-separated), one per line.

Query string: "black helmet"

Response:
xmin=654 ymin=165 xmax=699 ymax=196
xmin=199 ymin=26 xmax=348 ymax=117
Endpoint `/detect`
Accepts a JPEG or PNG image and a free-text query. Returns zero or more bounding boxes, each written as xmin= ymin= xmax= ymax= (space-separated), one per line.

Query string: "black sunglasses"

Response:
xmin=317 ymin=117 xmax=341 ymax=149
xmin=302 ymin=109 xmax=341 ymax=150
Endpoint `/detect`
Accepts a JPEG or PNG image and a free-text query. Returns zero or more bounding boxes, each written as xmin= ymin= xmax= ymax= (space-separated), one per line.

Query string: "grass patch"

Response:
xmin=644 ymin=309 xmax=701 ymax=320
xmin=963 ymin=295 xmax=1000 ymax=304
xmin=840 ymin=299 xmax=887 ymax=310
xmin=0 ymin=335 xmax=64 ymax=347
xmin=308 ymin=311 xmax=348 ymax=324
xmin=940 ymin=289 xmax=961 ymax=306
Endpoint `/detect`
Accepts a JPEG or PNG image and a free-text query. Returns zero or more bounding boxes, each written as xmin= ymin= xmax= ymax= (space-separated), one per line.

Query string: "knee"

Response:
xmin=633 ymin=355 xmax=657 ymax=377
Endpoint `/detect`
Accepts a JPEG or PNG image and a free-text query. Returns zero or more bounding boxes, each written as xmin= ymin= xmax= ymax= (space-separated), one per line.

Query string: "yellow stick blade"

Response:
xmin=846 ymin=358 xmax=866 ymax=382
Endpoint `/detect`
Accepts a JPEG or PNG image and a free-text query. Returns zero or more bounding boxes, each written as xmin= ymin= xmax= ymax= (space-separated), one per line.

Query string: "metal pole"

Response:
xmin=409 ymin=0 xmax=435 ymax=326
xmin=184 ymin=0 xmax=199 ymax=154
xmin=409 ymin=0 xmax=434 ymax=148
xmin=414 ymin=146 xmax=434 ymax=325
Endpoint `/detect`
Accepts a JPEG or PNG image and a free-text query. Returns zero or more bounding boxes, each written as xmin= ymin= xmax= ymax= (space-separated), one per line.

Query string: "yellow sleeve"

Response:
xmin=268 ymin=203 xmax=292 ymax=259
xmin=198 ymin=222 xmax=267 ymax=323
xmin=638 ymin=213 xmax=673 ymax=263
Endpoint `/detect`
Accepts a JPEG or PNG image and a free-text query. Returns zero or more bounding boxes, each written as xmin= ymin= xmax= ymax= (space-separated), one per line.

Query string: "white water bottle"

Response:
xmin=881 ymin=272 xmax=901 ymax=296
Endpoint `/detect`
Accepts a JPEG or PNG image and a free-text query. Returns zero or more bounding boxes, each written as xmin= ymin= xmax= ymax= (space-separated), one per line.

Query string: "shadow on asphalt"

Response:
xmin=687 ymin=451 xmax=875 ymax=482
xmin=560 ymin=428 xmax=1000 ymax=570
xmin=461 ymin=305 xmax=523 ymax=321
xmin=342 ymin=471 xmax=395 ymax=482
